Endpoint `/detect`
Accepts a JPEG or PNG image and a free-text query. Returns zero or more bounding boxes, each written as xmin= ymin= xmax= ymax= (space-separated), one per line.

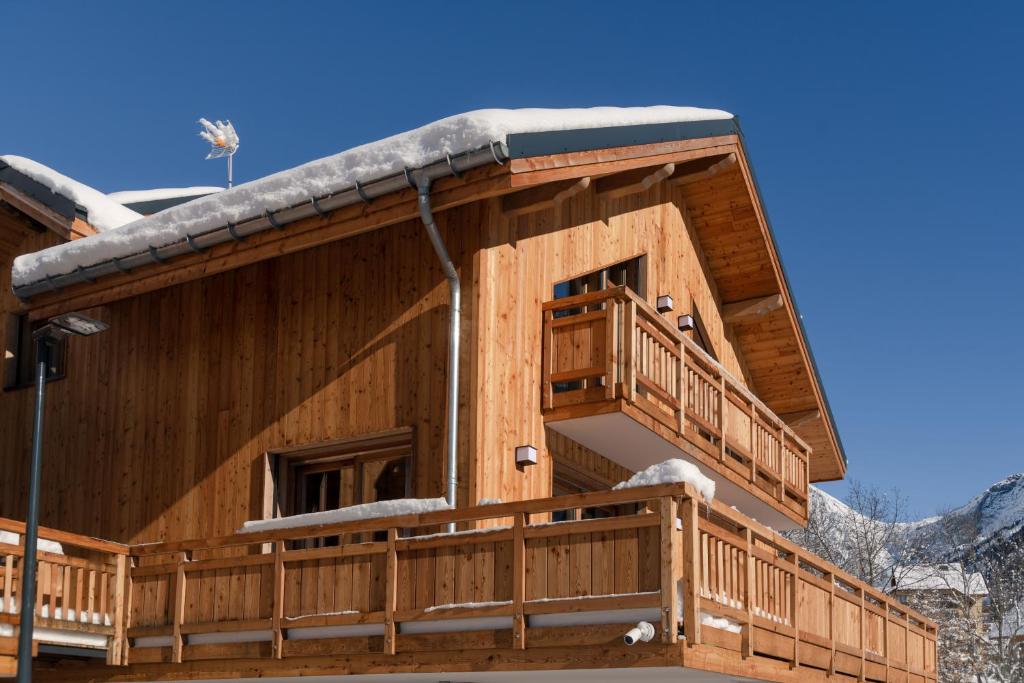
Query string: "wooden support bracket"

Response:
xmin=595 ymin=162 xmax=675 ymax=199
xmin=501 ymin=176 xmax=590 ymax=216
xmin=722 ymin=294 xmax=784 ymax=325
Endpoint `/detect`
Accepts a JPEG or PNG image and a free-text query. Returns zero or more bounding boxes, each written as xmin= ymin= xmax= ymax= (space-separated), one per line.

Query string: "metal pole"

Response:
xmin=16 ymin=336 xmax=50 ymax=683
xmin=227 ymin=153 xmax=233 ymax=189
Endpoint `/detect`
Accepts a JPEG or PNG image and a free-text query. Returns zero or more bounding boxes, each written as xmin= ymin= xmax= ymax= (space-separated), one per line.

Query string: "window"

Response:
xmin=686 ymin=303 xmax=718 ymax=361
xmin=271 ymin=430 xmax=414 ymax=547
xmin=552 ymin=255 xmax=647 ymax=303
xmin=3 ymin=313 xmax=66 ymax=390
xmin=551 ymin=461 xmax=639 ymax=522
xmin=551 ymin=256 xmax=646 ymax=393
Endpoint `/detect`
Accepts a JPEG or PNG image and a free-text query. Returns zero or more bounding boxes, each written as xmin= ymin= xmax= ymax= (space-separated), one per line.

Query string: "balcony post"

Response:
xmin=106 ymin=553 xmax=128 ymax=665
xmin=679 ymin=495 xmax=700 ymax=646
xmin=622 ymin=300 xmax=636 ymax=402
xmin=171 ymin=552 xmax=188 ymax=664
xmin=659 ymin=497 xmax=679 ymax=644
xmin=384 ymin=528 xmax=397 ymax=655
xmin=790 ymin=550 xmax=800 ymax=669
xmin=605 ymin=298 xmax=619 ymax=400
xmin=859 ymin=588 xmax=866 ymax=681
xmin=778 ymin=426 xmax=787 ymax=503
xmin=827 ymin=572 xmax=836 ymax=676
xmin=743 ymin=527 xmax=754 ymax=658
xmin=541 ymin=310 xmax=554 ymax=410
xmin=718 ymin=374 xmax=727 ymax=463
xmin=271 ymin=541 xmax=285 ymax=659
xmin=512 ymin=512 xmax=526 ymax=649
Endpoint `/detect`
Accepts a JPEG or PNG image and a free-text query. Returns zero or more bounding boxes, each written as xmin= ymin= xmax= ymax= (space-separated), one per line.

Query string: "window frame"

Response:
xmin=3 ymin=313 xmax=67 ymax=391
xmin=266 ymin=428 xmax=416 ymax=521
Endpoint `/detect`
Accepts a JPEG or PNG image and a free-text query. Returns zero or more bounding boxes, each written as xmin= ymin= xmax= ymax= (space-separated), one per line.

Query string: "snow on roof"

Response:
xmin=0 ymin=155 xmax=143 ymax=232
xmin=892 ymin=563 xmax=989 ymax=596
xmin=107 ymin=187 xmax=224 ymax=205
xmin=238 ymin=497 xmax=451 ymax=534
xmin=613 ymin=458 xmax=716 ymax=502
xmin=12 ymin=106 xmax=731 ymax=289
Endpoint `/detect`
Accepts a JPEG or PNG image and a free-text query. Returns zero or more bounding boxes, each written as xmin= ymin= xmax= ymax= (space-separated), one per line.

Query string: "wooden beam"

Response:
xmin=722 ymin=294 xmax=784 ymax=324
xmin=595 ymin=163 xmax=674 ymax=199
xmin=778 ymin=409 xmax=820 ymax=429
xmin=501 ymin=176 xmax=590 ymax=216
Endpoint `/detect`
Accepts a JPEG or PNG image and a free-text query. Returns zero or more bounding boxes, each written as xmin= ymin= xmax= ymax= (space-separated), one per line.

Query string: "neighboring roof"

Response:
xmin=892 ymin=563 xmax=989 ymax=596
xmin=0 ymin=156 xmax=142 ymax=232
xmin=11 ymin=106 xmax=732 ymax=289
xmin=108 ymin=187 xmax=224 ymax=215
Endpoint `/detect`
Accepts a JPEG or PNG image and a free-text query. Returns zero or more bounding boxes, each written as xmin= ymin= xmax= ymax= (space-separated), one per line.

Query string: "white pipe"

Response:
xmin=623 ymin=621 xmax=656 ymax=645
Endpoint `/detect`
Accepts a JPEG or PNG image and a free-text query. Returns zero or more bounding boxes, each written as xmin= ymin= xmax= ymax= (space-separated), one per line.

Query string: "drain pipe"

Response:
xmin=417 ymin=179 xmax=459 ymax=532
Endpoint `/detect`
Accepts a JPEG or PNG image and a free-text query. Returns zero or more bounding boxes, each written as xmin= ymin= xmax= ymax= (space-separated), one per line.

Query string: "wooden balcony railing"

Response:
xmin=0 ymin=483 xmax=937 ymax=679
xmin=0 ymin=483 xmax=937 ymax=681
xmin=0 ymin=518 xmax=130 ymax=667
xmin=542 ymin=285 xmax=810 ymax=515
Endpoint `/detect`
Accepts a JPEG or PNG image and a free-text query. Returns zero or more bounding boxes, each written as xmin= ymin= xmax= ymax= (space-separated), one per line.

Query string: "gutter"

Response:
xmin=14 ymin=142 xmax=510 ymax=300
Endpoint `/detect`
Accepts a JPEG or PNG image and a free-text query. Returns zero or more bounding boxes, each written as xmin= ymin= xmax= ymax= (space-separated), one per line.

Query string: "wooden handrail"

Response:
xmin=0 ymin=517 xmax=129 ymax=556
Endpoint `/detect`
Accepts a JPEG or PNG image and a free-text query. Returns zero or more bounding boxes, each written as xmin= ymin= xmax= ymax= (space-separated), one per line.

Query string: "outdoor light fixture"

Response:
xmin=47 ymin=312 xmax=109 ymax=338
xmin=16 ymin=312 xmax=107 ymax=683
xmin=515 ymin=444 xmax=538 ymax=466
xmin=677 ymin=314 xmax=695 ymax=332
xmin=656 ymin=295 xmax=673 ymax=313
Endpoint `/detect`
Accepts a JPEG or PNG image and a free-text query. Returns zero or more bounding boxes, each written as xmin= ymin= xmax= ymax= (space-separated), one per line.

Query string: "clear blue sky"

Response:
xmin=5 ymin=2 xmax=1022 ymax=519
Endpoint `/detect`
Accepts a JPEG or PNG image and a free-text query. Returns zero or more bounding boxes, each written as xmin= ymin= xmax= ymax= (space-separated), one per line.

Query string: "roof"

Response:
xmin=0 ymin=156 xmax=142 ymax=232
xmin=892 ymin=563 xmax=989 ymax=596
xmin=11 ymin=107 xmax=733 ymax=290
xmin=108 ymin=187 xmax=224 ymax=215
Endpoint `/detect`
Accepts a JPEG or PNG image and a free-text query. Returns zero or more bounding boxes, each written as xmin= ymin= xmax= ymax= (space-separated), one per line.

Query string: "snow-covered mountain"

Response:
xmin=938 ymin=472 xmax=1024 ymax=541
xmin=811 ymin=472 xmax=1024 ymax=546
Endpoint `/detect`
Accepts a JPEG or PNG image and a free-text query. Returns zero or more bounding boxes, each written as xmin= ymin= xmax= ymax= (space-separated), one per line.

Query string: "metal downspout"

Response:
xmin=417 ymin=180 xmax=459 ymax=532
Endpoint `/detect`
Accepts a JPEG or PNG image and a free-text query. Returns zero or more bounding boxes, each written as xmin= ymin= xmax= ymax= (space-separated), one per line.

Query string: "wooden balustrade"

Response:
xmin=542 ymin=286 xmax=811 ymax=516
xmin=0 ymin=518 xmax=130 ymax=666
xmin=0 ymin=483 xmax=937 ymax=681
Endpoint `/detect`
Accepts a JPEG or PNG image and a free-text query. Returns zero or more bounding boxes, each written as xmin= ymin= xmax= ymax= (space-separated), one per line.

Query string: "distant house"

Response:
xmin=891 ymin=563 xmax=989 ymax=627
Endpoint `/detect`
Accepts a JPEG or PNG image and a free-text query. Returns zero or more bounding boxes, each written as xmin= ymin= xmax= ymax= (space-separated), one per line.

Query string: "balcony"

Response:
xmin=542 ymin=286 xmax=810 ymax=527
xmin=2 ymin=484 xmax=936 ymax=683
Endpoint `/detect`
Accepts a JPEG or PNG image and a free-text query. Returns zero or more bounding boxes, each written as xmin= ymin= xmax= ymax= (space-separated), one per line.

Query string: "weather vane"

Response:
xmin=197 ymin=118 xmax=240 ymax=188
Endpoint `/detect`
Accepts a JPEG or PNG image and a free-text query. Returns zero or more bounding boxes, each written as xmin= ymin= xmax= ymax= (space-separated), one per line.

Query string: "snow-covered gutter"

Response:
xmin=11 ymin=142 xmax=509 ymax=299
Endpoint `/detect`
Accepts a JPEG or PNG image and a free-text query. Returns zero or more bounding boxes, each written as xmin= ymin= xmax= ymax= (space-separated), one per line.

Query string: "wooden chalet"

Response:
xmin=0 ymin=108 xmax=937 ymax=682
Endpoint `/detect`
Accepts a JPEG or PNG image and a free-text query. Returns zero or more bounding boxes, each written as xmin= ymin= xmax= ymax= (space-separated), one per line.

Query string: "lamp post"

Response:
xmin=16 ymin=312 xmax=107 ymax=683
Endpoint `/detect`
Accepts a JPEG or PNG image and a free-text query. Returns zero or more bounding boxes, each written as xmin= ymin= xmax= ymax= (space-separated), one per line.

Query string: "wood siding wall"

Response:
xmin=0 ymin=212 xmax=485 ymax=543
xmin=470 ymin=183 xmax=753 ymax=505
xmin=2 ymin=183 xmax=757 ymax=543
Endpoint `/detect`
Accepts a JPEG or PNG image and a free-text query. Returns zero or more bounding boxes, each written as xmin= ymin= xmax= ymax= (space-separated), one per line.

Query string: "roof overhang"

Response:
xmin=11 ymin=118 xmax=846 ymax=480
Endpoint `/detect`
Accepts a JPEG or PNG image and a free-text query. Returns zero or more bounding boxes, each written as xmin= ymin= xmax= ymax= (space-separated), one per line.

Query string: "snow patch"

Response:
xmin=613 ymin=458 xmax=715 ymax=502
xmin=700 ymin=612 xmax=743 ymax=634
xmin=12 ymin=106 xmax=731 ymax=287
xmin=238 ymin=497 xmax=451 ymax=534
xmin=1 ymin=155 xmax=142 ymax=232
xmin=476 ymin=498 xmax=504 ymax=506
xmin=0 ymin=530 xmax=64 ymax=555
